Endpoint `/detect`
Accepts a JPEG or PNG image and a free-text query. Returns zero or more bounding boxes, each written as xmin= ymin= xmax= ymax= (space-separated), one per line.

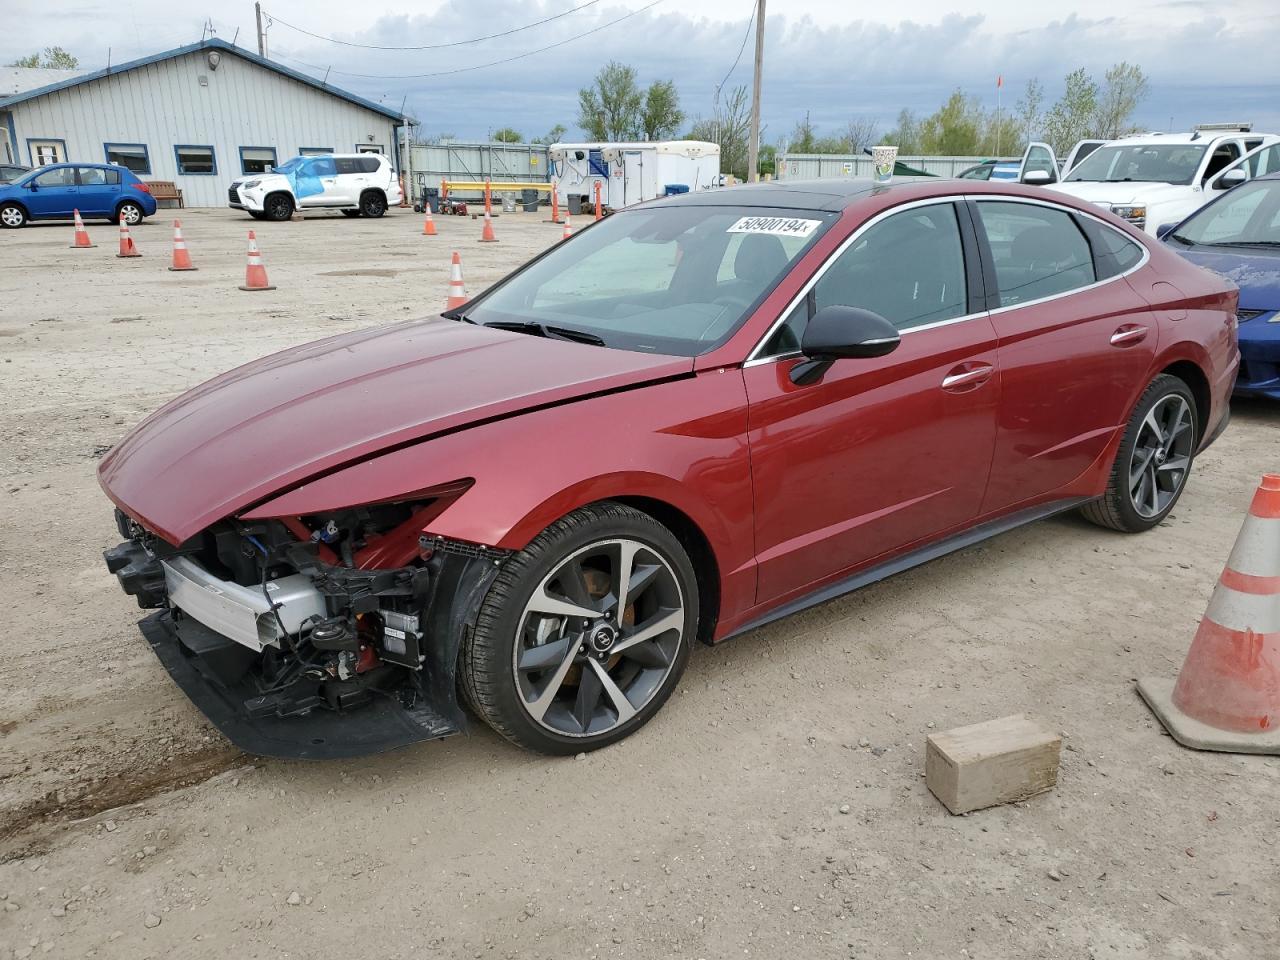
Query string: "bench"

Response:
xmin=146 ymin=180 xmax=184 ymax=208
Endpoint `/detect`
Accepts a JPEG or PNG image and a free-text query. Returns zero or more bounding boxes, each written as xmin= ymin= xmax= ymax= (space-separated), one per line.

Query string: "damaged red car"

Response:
xmin=100 ymin=179 xmax=1239 ymax=759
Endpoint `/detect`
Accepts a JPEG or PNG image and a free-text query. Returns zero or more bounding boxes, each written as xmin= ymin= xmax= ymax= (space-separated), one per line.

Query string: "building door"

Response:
xmin=30 ymin=141 xmax=64 ymax=166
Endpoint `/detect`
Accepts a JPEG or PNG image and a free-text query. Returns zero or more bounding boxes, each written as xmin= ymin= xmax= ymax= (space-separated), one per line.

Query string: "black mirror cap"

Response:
xmin=1156 ymin=222 xmax=1178 ymax=240
xmin=801 ymin=305 xmax=901 ymax=360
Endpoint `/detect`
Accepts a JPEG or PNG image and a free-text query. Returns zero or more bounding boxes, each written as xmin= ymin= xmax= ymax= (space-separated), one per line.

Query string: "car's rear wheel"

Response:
xmin=359 ymin=190 xmax=387 ymax=218
xmin=1081 ymin=373 xmax=1197 ymax=532
xmin=0 ymin=203 xmax=26 ymax=228
xmin=461 ymin=502 xmax=697 ymax=754
xmin=263 ymin=193 xmax=294 ymax=221
xmin=112 ymin=202 xmax=144 ymax=226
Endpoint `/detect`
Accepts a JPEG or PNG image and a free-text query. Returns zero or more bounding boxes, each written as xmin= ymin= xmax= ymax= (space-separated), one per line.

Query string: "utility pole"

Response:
xmin=255 ymin=2 xmax=266 ymax=58
xmin=747 ymin=0 xmax=765 ymax=182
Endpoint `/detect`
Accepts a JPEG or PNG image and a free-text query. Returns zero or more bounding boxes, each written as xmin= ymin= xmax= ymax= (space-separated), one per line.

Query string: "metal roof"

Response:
xmin=0 ymin=39 xmax=404 ymax=121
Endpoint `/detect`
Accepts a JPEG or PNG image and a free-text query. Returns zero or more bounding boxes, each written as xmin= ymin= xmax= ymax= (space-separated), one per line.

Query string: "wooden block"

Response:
xmin=925 ymin=714 xmax=1061 ymax=815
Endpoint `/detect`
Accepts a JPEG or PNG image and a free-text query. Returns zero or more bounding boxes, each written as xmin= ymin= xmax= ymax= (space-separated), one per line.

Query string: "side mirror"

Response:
xmin=1156 ymin=223 xmax=1178 ymax=240
xmin=1021 ymin=169 xmax=1053 ymax=185
xmin=1214 ymin=168 xmax=1247 ymax=190
xmin=26 ymin=181 xmax=37 ymax=191
xmin=792 ymin=306 xmax=900 ymax=385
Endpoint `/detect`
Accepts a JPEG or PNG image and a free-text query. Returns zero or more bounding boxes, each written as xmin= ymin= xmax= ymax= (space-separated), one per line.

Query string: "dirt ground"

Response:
xmin=1 ymin=205 xmax=1277 ymax=960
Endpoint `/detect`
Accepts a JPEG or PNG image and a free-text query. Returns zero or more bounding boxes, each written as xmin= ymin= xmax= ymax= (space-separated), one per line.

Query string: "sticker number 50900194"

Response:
xmin=726 ymin=216 xmax=823 ymax=238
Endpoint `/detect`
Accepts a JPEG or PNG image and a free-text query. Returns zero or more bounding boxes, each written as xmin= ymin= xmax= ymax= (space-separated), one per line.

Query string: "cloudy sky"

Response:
xmin=5 ymin=0 xmax=1278 ymax=144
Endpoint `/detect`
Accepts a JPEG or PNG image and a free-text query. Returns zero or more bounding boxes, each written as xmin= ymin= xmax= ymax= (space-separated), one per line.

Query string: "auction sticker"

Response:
xmin=727 ymin=216 xmax=822 ymax=238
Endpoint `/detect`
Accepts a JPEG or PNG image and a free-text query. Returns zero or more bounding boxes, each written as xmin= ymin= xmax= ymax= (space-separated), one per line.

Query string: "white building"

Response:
xmin=0 ymin=39 xmax=405 ymax=208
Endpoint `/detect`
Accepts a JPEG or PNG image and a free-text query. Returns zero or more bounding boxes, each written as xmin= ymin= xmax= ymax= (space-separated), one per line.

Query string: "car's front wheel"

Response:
xmin=359 ymin=190 xmax=387 ymax=218
xmin=0 ymin=203 xmax=26 ymax=228
xmin=1081 ymin=373 xmax=1198 ymax=532
xmin=461 ymin=502 xmax=697 ymax=754
xmin=263 ymin=193 xmax=295 ymax=221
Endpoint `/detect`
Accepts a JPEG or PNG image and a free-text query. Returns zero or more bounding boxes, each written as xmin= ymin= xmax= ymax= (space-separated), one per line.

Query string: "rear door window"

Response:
xmin=975 ymin=201 xmax=1096 ymax=307
xmin=335 ymin=158 xmax=362 ymax=175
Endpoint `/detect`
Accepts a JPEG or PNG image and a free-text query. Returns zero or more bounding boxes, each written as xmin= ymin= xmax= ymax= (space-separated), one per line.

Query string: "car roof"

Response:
xmin=1102 ymin=132 xmax=1246 ymax=147
xmin=642 ymin=177 xmax=1099 ymax=214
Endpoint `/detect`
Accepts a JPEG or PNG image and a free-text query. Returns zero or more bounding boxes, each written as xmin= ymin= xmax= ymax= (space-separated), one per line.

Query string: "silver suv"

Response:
xmin=228 ymin=153 xmax=403 ymax=221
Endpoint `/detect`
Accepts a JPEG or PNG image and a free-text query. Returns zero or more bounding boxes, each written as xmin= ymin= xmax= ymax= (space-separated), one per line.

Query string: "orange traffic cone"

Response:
xmin=116 ymin=219 xmax=141 ymax=258
xmin=422 ymin=208 xmax=437 ymax=236
xmin=1138 ymin=473 xmax=1280 ymax=753
xmin=445 ymin=251 xmax=468 ymax=310
xmin=69 ymin=209 xmax=95 ymax=248
xmin=561 ymin=211 xmax=573 ymax=240
xmin=238 ymin=230 xmax=276 ymax=292
xmin=594 ymin=181 xmax=603 ymax=222
xmin=167 ymin=219 xmax=197 ymax=271
xmin=480 ymin=210 xmax=498 ymax=243
xmin=546 ymin=185 xmax=562 ymax=224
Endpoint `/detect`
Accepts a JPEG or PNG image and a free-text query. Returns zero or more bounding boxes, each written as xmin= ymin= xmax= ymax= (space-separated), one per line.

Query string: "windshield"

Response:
xmin=1066 ymin=143 xmax=1208 ymax=185
xmin=461 ymin=205 xmax=834 ymax=356
xmin=273 ymin=156 xmax=306 ymax=175
xmin=1172 ymin=180 xmax=1280 ymax=248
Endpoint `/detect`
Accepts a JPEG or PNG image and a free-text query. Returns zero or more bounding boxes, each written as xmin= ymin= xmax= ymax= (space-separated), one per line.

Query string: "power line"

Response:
xmin=264 ymin=0 xmax=602 ymax=52
xmin=274 ymin=0 xmax=664 ymax=80
xmin=715 ymin=2 xmax=755 ymax=98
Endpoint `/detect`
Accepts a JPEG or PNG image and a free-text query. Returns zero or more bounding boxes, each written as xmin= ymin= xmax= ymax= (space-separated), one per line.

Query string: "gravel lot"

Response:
xmin=1 ymin=204 xmax=1277 ymax=959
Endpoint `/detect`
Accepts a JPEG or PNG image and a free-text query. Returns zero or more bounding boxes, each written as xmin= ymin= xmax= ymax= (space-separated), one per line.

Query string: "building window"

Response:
xmin=104 ymin=143 xmax=150 ymax=174
xmin=299 ymin=147 xmax=333 ymax=155
xmin=28 ymin=139 xmax=66 ymax=166
xmin=239 ymin=146 xmax=277 ymax=174
xmin=174 ymin=144 xmax=217 ymax=175
xmin=356 ymin=143 xmax=384 ymax=154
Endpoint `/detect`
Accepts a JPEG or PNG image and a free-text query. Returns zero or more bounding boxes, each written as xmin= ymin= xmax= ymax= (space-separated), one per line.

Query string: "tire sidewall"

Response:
xmin=265 ymin=194 xmax=294 ymax=221
xmin=469 ymin=507 xmax=698 ymax=754
xmin=1112 ymin=378 xmax=1198 ymax=531
xmin=361 ymin=191 xmax=386 ymax=218
xmin=0 ymin=204 xmax=25 ymax=228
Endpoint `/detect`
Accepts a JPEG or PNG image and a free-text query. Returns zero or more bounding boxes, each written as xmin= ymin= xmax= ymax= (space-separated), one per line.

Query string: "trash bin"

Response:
xmin=501 ymin=192 xmax=518 ymax=214
xmin=425 ymin=187 xmax=440 ymax=213
xmin=568 ymin=193 xmax=586 ymax=215
xmin=664 ymin=184 xmax=690 ymax=196
xmin=521 ymin=188 xmax=539 ymax=213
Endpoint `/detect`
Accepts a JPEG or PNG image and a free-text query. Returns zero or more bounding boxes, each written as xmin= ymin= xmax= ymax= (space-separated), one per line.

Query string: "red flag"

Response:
xmin=996 ymin=75 xmax=1003 ymax=88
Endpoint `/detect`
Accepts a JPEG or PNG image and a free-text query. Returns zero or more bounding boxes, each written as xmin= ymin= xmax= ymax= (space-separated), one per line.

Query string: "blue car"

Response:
xmin=1162 ymin=172 xmax=1280 ymax=400
xmin=0 ymin=162 xmax=158 ymax=229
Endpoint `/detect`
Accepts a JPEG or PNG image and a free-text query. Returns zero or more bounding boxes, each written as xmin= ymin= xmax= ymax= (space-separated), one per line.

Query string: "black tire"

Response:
xmin=112 ymin=201 xmax=144 ymax=226
xmin=460 ymin=501 xmax=698 ymax=754
xmin=1080 ymin=373 xmax=1198 ymax=533
xmin=359 ymin=190 xmax=387 ymax=218
xmin=263 ymin=192 xmax=294 ymax=221
xmin=0 ymin=203 xmax=26 ymax=228
xmin=340 ymin=209 xmax=361 ymax=218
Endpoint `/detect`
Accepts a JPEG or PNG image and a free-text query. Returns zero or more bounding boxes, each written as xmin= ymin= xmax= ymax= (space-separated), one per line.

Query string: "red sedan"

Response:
xmin=100 ymin=179 xmax=1240 ymax=758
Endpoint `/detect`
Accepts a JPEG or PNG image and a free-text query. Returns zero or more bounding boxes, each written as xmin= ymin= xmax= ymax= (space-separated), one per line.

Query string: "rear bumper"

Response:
xmin=140 ymin=611 xmax=460 ymax=760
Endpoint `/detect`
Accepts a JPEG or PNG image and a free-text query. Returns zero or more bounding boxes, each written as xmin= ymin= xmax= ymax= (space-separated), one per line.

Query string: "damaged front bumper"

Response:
xmin=104 ymin=517 xmax=502 ymax=760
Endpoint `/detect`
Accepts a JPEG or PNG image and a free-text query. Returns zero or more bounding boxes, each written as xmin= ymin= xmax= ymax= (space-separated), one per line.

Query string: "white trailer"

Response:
xmin=548 ymin=140 xmax=720 ymax=211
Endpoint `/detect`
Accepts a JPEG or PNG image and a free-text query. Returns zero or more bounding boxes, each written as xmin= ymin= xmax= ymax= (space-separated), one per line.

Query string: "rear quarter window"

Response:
xmin=357 ymin=157 xmax=381 ymax=174
xmin=1077 ymin=217 xmax=1146 ymax=279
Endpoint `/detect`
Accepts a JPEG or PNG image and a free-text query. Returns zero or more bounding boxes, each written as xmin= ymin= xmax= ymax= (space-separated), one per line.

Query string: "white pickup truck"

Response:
xmin=1047 ymin=124 xmax=1279 ymax=236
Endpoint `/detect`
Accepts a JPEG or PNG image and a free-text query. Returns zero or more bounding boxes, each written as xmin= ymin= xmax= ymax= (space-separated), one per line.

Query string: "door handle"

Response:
xmin=1110 ymin=324 xmax=1149 ymax=346
xmin=941 ymin=363 xmax=994 ymax=392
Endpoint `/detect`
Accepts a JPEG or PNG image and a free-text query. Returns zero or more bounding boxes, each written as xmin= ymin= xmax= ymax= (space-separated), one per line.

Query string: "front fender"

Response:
xmin=243 ymin=371 xmax=758 ymax=624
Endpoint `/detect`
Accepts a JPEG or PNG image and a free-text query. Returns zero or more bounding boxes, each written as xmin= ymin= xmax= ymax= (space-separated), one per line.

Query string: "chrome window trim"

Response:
xmin=743 ymin=193 xmax=1151 ymax=368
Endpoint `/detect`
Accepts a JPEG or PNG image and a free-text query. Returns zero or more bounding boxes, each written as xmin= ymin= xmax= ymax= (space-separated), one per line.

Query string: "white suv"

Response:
xmin=228 ymin=153 xmax=403 ymax=221
xmin=1048 ymin=125 xmax=1278 ymax=235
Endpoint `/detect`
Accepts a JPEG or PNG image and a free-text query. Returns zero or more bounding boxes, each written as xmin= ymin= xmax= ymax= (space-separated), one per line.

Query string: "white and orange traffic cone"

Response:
xmin=116 ymin=219 xmax=141 ymax=258
xmin=167 ymin=219 xmax=197 ymax=271
xmin=445 ymin=251 xmax=468 ymax=310
xmin=422 ymin=207 xmax=437 ymax=236
xmin=238 ymin=230 xmax=276 ymax=292
xmin=1138 ymin=473 xmax=1280 ymax=754
xmin=561 ymin=211 xmax=573 ymax=240
xmin=69 ymin=209 xmax=95 ymax=248
xmin=480 ymin=210 xmax=498 ymax=242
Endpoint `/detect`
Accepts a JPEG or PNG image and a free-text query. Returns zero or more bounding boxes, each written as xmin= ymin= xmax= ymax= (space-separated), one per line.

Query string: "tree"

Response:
xmin=757 ymin=143 xmax=776 ymax=178
xmin=531 ymin=124 xmax=568 ymax=145
xmin=687 ymin=85 xmax=751 ymax=178
xmin=789 ymin=114 xmax=817 ymax=153
xmin=578 ymin=61 xmax=643 ymax=140
xmin=1042 ymin=68 xmax=1100 ymax=156
xmin=8 ymin=46 xmax=78 ymax=69
xmin=492 ymin=127 xmax=523 ymax=143
xmin=879 ymin=109 xmax=921 ymax=154
xmin=844 ymin=117 xmax=881 ymax=154
xmin=1094 ymin=62 xmax=1149 ymax=140
xmin=642 ymin=79 xmax=684 ymax=141
xmin=918 ymin=90 xmax=985 ymax=155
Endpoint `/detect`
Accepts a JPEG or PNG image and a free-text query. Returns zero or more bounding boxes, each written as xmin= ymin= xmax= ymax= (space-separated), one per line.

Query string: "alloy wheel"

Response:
xmin=1 ymin=206 xmax=24 ymax=227
xmin=120 ymin=204 xmax=142 ymax=225
xmin=1128 ymin=394 xmax=1194 ymax=519
xmin=513 ymin=538 xmax=685 ymax=738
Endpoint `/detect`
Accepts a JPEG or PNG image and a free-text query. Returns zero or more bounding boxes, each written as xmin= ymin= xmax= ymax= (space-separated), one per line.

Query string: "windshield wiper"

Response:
xmin=483 ymin=320 xmax=606 ymax=346
xmin=1167 ymin=232 xmax=1194 ymax=246
xmin=1203 ymin=240 xmax=1280 ymax=249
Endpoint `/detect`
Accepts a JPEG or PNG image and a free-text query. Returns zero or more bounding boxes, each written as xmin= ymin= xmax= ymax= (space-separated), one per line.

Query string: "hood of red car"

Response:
xmin=99 ymin=319 xmax=692 ymax=544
